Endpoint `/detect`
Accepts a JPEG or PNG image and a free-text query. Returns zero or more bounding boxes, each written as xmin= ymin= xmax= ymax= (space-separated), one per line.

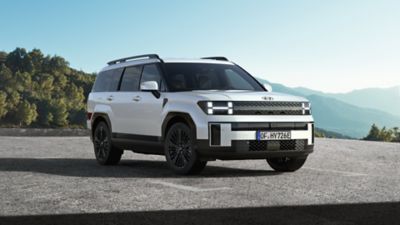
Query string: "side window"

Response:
xmin=140 ymin=64 xmax=162 ymax=90
xmin=109 ymin=68 xmax=124 ymax=91
xmin=92 ymin=68 xmax=123 ymax=92
xmin=120 ymin=66 xmax=142 ymax=92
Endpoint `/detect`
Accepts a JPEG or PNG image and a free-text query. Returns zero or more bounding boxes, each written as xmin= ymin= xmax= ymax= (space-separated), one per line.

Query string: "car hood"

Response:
xmin=176 ymin=90 xmax=308 ymax=102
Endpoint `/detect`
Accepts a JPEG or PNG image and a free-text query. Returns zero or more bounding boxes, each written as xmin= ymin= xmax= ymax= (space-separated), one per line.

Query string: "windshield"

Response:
xmin=163 ymin=63 xmax=264 ymax=92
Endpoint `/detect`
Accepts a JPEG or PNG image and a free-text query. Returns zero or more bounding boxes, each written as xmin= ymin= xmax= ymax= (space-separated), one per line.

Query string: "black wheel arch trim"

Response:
xmin=91 ymin=113 xmax=112 ymax=139
xmin=161 ymin=112 xmax=197 ymax=141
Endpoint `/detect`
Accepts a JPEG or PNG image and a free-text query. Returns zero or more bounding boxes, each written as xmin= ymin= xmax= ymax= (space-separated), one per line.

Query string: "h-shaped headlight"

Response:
xmin=198 ymin=101 xmax=234 ymax=115
xmin=302 ymin=102 xmax=311 ymax=115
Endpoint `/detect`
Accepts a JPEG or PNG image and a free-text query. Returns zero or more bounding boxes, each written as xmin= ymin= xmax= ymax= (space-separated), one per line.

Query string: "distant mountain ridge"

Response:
xmin=292 ymin=86 xmax=400 ymax=117
xmin=257 ymin=78 xmax=400 ymax=138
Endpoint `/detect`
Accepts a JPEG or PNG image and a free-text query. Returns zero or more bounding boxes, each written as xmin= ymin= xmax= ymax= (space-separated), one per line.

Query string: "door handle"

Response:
xmin=132 ymin=96 xmax=141 ymax=102
xmin=107 ymin=95 xmax=114 ymax=101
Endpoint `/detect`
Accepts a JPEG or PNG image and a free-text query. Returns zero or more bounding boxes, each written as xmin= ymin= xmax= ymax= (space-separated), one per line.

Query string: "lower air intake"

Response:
xmin=248 ymin=140 xmax=306 ymax=151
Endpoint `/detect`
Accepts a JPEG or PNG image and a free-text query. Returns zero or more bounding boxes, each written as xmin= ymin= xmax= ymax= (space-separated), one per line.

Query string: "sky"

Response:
xmin=1 ymin=0 xmax=399 ymax=93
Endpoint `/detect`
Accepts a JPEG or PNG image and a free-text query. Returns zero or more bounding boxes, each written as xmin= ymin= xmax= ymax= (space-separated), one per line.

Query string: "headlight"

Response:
xmin=198 ymin=101 xmax=233 ymax=115
xmin=302 ymin=102 xmax=311 ymax=115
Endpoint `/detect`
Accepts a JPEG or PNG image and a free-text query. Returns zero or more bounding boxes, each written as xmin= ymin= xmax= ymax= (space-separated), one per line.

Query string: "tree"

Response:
xmin=364 ymin=124 xmax=381 ymax=141
xmin=0 ymin=47 xmax=95 ymax=128
xmin=0 ymin=51 xmax=7 ymax=63
xmin=379 ymin=127 xmax=393 ymax=142
xmin=5 ymin=48 xmax=33 ymax=73
xmin=49 ymin=99 xmax=68 ymax=127
xmin=0 ymin=91 xmax=7 ymax=119
xmin=15 ymin=100 xmax=38 ymax=126
xmin=0 ymin=64 xmax=13 ymax=91
xmin=393 ymin=127 xmax=400 ymax=142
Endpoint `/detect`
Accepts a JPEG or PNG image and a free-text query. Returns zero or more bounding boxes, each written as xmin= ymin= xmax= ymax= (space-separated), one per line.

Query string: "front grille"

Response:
xmin=248 ymin=140 xmax=306 ymax=151
xmin=233 ymin=101 xmax=306 ymax=115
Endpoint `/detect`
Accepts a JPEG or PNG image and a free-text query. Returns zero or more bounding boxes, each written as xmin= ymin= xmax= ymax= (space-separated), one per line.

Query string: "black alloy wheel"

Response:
xmin=93 ymin=121 xmax=122 ymax=165
xmin=165 ymin=123 xmax=207 ymax=175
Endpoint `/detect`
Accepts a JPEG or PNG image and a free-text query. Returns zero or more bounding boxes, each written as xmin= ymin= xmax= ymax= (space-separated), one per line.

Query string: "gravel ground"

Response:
xmin=0 ymin=137 xmax=399 ymax=225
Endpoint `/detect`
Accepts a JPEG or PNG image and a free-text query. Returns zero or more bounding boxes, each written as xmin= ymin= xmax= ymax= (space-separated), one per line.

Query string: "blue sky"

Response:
xmin=1 ymin=0 xmax=399 ymax=93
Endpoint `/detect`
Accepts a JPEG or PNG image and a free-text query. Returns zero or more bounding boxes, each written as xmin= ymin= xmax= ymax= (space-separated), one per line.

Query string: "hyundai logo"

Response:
xmin=262 ymin=96 xmax=274 ymax=101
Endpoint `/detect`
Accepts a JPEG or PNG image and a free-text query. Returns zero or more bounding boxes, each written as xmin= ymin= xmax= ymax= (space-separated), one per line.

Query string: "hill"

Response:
xmin=0 ymin=48 xmax=95 ymax=128
xmin=290 ymin=86 xmax=400 ymax=118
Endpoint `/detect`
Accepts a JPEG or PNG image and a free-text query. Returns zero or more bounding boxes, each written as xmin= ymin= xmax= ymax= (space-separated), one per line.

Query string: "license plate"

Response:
xmin=256 ymin=131 xmax=291 ymax=140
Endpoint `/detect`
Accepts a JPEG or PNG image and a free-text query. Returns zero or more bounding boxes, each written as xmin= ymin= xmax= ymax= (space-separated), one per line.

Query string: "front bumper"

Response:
xmin=195 ymin=121 xmax=314 ymax=160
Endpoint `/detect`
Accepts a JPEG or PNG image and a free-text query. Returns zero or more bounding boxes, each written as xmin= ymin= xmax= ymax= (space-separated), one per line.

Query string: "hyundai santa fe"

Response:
xmin=87 ymin=54 xmax=314 ymax=175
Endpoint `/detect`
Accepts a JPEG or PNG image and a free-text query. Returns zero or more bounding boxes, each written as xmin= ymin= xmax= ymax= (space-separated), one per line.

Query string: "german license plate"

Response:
xmin=256 ymin=131 xmax=291 ymax=140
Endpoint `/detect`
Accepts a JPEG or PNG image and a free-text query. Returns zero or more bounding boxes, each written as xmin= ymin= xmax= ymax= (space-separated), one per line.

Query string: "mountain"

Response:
xmin=292 ymin=86 xmax=400 ymax=118
xmin=257 ymin=78 xmax=400 ymax=138
xmin=327 ymin=87 xmax=400 ymax=117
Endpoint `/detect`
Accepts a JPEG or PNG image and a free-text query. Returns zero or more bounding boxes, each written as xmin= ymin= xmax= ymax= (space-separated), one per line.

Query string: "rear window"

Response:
xmin=92 ymin=68 xmax=123 ymax=92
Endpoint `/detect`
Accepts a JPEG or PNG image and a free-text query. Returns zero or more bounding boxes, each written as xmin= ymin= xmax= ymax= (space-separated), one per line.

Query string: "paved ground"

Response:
xmin=0 ymin=137 xmax=399 ymax=224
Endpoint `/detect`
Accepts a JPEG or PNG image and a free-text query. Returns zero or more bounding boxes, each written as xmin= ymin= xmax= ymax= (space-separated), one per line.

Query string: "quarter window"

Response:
xmin=92 ymin=68 xmax=123 ymax=92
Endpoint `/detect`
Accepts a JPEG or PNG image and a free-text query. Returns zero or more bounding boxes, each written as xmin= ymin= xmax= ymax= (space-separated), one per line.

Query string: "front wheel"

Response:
xmin=164 ymin=123 xmax=207 ymax=175
xmin=267 ymin=156 xmax=307 ymax=172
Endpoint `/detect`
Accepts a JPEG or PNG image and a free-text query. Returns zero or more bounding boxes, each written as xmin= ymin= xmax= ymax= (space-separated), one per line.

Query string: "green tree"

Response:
xmin=0 ymin=51 xmax=7 ymax=63
xmin=364 ymin=124 xmax=381 ymax=141
xmin=15 ymin=100 xmax=38 ymax=126
xmin=0 ymin=47 xmax=95 ymax=128
xmin=379 ymin=127 xmax=394 ymax=142
xmin=49 ymin=99 xmax=68 ymax=127
xmin=0 ymin=91 xmax=7 ymax=119
xmin=5 ymin=48 xmax=33 ymax=73
xmin=392 ymin=127 xmax=400 ymax=142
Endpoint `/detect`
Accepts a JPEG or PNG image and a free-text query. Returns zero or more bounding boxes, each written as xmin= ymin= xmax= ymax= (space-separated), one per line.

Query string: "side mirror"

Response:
xmin=140 ymin=81 xmax=161 ymax=98
xmin=263 ymin=83 xmax=273 ymax=92
xmin=140 ymin=81 xmax=159 ymax=91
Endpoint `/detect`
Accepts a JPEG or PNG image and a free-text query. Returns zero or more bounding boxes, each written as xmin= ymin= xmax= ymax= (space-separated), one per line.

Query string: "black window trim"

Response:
xmin=139 ymin=63 xmax=166 ymax=92
xmin=117 ymin=64 xmax=144 ymax=92
xmin=117 ymin=62 xmax=168 ymax=93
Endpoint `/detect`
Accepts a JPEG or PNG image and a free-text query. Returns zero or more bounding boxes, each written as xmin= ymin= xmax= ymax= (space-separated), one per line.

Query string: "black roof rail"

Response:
xmin=201 ymin=56 xmax=229 ymax=61
xmin=107 ymin=54 xmax=161 ymax=65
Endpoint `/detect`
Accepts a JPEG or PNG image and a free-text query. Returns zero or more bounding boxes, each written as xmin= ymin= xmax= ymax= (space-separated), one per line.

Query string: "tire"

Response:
xmin=267 ymin=156 xmax=307 ymax=172
xmin=93 ymin=121 xmax=122 ymax=165
xmin=164 ymin=122 xmax=207 ymax=175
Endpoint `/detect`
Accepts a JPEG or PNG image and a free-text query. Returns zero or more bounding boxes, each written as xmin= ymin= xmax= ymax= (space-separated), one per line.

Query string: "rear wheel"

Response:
xmin=164 ymin=123 xmax=207 ymax=175
xmin=267 ymin=156 xmax=307 ymax=172
xmin=93 ymin=121 xmax=122 ymax=165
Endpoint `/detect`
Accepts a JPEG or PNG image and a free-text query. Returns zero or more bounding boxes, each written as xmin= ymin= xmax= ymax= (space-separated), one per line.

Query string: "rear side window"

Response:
xmin=120 ymin=66 xmax=142 ymax=92
xmin=92 ymin=68 xmax=123 ymax=92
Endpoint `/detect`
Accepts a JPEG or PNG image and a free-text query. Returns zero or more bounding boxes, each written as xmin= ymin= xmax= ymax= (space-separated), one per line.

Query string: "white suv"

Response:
xmin=87 ymin=54 xmax=314 ymax=174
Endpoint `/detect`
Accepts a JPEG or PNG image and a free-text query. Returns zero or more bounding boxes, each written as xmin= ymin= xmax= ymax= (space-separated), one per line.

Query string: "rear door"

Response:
xmin=111 ymin=65 xmax=143 ymax=134
xmin=91 ymin=68 xmax=123 ymax=131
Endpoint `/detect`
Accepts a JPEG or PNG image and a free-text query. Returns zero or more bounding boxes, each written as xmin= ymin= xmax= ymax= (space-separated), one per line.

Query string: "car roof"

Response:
xmin=100 ymin=57 xmax=234 ymax=72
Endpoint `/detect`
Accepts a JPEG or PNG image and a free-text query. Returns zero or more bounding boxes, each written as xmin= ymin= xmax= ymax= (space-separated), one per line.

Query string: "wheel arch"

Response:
xmin=161 ymin=112 xmax=197 ymax=141
xmin=91 ymin=113 xmax=112 ymax=139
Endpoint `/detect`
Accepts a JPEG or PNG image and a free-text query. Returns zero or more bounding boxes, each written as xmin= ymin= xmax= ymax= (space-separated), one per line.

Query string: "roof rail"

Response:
xmin=201 ymin=56 xmax=229 ymax=61
xmin=107 ymin=54 xmax=160 ymax=65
